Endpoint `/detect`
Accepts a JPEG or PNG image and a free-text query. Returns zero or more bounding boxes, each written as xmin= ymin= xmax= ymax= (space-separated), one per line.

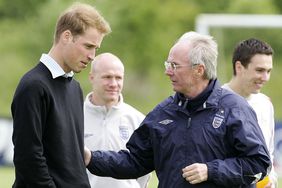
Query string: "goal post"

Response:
xmin=195 ymin=14 xmax=282 ymax=35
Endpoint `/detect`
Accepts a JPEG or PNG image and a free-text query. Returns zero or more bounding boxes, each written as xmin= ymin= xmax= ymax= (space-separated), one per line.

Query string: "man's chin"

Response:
xmin=172 ymin=88 xmax=178 ymax=93
xmin=171 ymin=85 xmax=178 ymax=92
xmin=72 ymin=68 xmax=81 ymax=73
xmin=105 ymin=96 xmax=119 ymax=102
xmin=251 ymin=89 xmax=260 ymax=94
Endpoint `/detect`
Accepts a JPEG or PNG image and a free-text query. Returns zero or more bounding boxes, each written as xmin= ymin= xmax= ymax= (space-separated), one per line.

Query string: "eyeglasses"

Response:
xmin=164 ymin=61 xmax=191 ymax=71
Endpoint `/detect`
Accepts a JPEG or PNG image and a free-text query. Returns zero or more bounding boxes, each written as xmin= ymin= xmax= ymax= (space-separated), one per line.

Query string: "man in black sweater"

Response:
xmin=11 ymin=3 xmax=111 ymax=188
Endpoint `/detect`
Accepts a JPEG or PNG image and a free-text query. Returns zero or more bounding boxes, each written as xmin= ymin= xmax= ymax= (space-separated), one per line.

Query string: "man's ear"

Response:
xmin=89 ymin=72 xmax=94 ymax=82
xmin=61 ymin=30 xmax=73 ymax=43
xmin=193 ymin=64 xmax=205 ymax=78
xmin=235 ymin=61 xmax=243 ymax=74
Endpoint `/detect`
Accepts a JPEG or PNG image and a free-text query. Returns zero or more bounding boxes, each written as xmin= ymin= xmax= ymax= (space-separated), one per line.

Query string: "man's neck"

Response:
xmin=90 ymin=93 xmax=119 ymax=111
xmin=185 ymin=79 xmax=210 ymax=99
xmin=228 ymin=78 xmax=250 ymax=98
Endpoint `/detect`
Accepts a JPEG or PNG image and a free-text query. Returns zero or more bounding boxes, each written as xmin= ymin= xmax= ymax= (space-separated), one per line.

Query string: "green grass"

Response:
xmin=0 ymin=166 xmax=14 ymax=188
xmin=0 ymin=166 xmax=158 ymax=188
xmin=1 ymin=167 xmax=281 ymax=188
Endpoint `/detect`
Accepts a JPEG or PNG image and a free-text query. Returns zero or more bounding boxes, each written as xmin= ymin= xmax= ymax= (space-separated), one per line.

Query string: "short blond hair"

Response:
xmin=54 ymin=2 xmax=111 ymax=43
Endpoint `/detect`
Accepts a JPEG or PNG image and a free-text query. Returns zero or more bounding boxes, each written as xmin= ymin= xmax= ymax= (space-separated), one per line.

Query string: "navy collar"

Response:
xmin=175 ymin=79 xmax=216 ymax=113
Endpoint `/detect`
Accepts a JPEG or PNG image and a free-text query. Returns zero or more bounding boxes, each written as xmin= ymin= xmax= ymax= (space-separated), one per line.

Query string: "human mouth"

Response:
xmin=171 ymin=79 xmax=177 ymax=85
xmin=80 ymin=61 xmax=89 ymax=68
xmin=108 ymin=90 xmax=118 ymax=94
xmin=255 ymin=81 xmax=264 ymax=89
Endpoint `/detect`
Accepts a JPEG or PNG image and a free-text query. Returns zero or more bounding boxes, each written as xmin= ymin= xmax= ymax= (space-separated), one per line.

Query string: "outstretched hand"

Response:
xmin=84 ymin=146 xmax=91 ymax=166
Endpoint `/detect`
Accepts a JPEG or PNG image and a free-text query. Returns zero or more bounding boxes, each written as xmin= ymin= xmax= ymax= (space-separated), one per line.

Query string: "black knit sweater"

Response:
xmin=11 ymin=63 xmax=90 ymax=188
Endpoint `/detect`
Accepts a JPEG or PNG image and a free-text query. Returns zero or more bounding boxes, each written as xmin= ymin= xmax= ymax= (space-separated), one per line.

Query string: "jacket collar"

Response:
xmin=173 ymin=79 xmax=222 ymax=112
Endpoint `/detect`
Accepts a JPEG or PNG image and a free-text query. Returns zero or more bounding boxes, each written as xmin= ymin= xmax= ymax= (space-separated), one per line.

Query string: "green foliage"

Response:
xmin=93 ymin=0 xmax=198 ymax=75
xmin=1 ymin=0 xmax=282 ymax=119
xmin=194 ymin=0 xmax=231 ymax=13
xmin=0 ymin=0 xmax=48 ymax=19
xmin=0 ymin=20 xmax=34 ymax=116
xmin=273 ymin=0 xmax=282 ymax=13
xmin=227 ymin=0 xmax=279 ymax=14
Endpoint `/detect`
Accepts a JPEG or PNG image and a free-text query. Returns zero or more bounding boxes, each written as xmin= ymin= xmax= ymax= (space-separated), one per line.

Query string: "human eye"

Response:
xmin=116 ymin=76 xmax=123 ymax=80
xmin=85 ymin=44 xmax=92 ymax=49
xmin=85 ymin=43 xmax=99 ymax=50
xmin=171 ymin=62 xmax=177 ymax=69
xmin=255 ymin=68 xmax=264 ymax=73
xmin=102 ymin=75 xmax=110 ymax=80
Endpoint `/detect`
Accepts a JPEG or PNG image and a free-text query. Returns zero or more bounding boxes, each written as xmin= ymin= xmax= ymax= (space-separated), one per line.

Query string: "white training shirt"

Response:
xmin=222 ymin=84 xmax=277 ymax=186
xmin=84 ymin=92 xmax=150 ymax=188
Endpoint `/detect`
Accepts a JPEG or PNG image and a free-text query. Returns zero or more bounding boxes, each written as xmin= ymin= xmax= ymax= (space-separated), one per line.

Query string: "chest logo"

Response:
xmin=212 ymin=109 xmax=225 ymax=128
xmin=159 ymin=119 xmax=173 ymax=125
xmin=119 ymin=126 xmax=130 ymax=140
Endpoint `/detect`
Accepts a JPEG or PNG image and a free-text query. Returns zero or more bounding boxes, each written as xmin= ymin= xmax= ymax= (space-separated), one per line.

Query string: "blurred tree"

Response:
xmin=272 ymin=0 xmax=282 ymax=13
xmin=194 ymin=0 xmax=231 ymax=13
xmin=227 ymin=0 xmax=279 ymax=14
xmin=1 ymin=0 xmax=282 ymax=116
xmin=93 ymin=0 xmax=199 ymax=76
xmin=0 ymin=0 xmax=48 ymax=20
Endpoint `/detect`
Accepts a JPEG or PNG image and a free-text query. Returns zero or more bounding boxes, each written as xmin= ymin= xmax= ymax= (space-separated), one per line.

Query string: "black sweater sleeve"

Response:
xmin=12 ymin=77 xmax=56 ymax=188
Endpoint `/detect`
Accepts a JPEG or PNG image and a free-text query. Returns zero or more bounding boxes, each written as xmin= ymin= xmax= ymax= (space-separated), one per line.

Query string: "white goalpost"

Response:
xmin=195 ymin=14 xmax=282 ymax=35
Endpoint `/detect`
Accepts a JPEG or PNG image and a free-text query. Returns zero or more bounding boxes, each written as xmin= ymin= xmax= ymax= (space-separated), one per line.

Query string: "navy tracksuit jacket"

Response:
xmin=87 ymin=79 xmax=271 ymax=188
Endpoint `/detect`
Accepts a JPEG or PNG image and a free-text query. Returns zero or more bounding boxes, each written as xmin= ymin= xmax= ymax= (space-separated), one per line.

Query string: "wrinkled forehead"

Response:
xmin=168 ymin=41 xmax=191 ymax=62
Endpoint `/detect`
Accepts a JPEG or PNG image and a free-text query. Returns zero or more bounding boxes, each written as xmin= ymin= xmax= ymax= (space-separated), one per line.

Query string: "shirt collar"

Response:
xmin=40 ymin=53 xmax=74 ymax=79
xmin=85 ymin=92 xmax=124 ymax=109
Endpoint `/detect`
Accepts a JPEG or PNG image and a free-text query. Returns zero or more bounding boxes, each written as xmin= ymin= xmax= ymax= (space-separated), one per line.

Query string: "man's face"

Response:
xmin=90 ymin=60 xmax=124 ymax=105
xmin=238 ymin=54 xmax=272 ymax=95
xmin=61 ymin=28 xmax=104 ymax=73
xmin=165 ymin=42 xmax=198 ymax=97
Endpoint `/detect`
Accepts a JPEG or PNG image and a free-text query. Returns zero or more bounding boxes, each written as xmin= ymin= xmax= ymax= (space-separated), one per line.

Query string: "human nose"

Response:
xmin=109 ymin=78 xmax=118 ymax=87
xmin=88 ymin=49 xmax=96 ymax=62
xmin=261 ymin=71 xmax=271 ymax=82
xmin=165 ymin=68 xmax=174 ymax=76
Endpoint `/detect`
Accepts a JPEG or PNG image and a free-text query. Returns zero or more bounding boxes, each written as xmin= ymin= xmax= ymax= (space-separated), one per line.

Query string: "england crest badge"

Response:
xmin=212 ymin=109 xmax=225 ymax=128
xmin=119 ymin=126 xmax=130 ymax=140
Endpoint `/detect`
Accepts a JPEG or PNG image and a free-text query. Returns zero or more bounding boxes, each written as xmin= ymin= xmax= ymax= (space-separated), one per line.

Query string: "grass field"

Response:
xmin=1 ymin=166 xmax=281 ymax=188
xmin=0 ymin=166 xmax=158 ymax=188
xmin=0 ymin=166 xmax=14 ymax=188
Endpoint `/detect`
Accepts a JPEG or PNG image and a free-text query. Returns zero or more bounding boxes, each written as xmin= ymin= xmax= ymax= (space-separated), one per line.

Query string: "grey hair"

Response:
xmin=179 ymin=31 xmax=218 ymax=79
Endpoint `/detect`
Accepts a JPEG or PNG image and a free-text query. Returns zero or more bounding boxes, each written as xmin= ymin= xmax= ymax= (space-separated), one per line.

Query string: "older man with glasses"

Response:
xmin=84 ymin=31 xmax=271 ymax=188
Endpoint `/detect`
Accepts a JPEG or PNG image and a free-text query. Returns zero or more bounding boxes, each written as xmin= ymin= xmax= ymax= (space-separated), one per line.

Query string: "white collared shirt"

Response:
xmin=40 ymin=53 xmax=74 ymax=79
